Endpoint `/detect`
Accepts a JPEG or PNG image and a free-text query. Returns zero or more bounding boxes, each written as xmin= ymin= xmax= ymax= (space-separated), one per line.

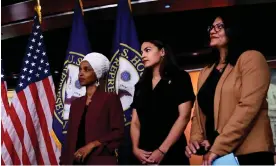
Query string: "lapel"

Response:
xmin=198 ymin=64 xmax=215 ymax=91
xmin=74 ymin=89 xmax=102 ymax=130
xmin=85 ymin=90 xmax=106 ymax=128
xmin=196 ymin=64 xmax=215 ymax=133
xmin=79 ymin=95 xmax=87 ymax=110
xmin=74 ymin=95 xmax=87 ymax=128
xmin=214 ymin=64 xmax=233 ymax=129
xmin=87 ymin=89 xmax=101 ymax=115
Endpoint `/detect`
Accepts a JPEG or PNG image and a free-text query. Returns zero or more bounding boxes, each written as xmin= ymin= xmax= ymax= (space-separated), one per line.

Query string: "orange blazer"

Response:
xmin=190 ymin=50 xmax=274 ymax=156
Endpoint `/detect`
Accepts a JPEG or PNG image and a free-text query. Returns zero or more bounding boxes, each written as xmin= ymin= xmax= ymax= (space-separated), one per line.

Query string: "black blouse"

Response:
xmin=197 ymin=65 xmax=226 ymax=145
xmin=131 ymin=70 xmax=195 ymax=164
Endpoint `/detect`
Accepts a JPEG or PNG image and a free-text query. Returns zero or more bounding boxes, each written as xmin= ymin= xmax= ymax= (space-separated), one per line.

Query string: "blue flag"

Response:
xmin=52 ymin=0 xmax=91 ymax=151
xmin=106 ymin=0 xmax=144 ymax=164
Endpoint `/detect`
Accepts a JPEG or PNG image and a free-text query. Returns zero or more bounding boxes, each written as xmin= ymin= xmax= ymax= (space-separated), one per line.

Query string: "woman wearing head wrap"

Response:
xmin=60 ymin=52 xmax=125 ymax=165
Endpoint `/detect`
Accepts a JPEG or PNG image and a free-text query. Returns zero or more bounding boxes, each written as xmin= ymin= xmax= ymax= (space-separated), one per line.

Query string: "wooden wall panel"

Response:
xmin=2 ymin=0 xmax=235 ymax=40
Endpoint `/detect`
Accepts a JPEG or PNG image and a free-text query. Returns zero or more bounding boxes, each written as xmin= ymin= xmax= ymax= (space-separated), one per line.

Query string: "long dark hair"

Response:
xmin=133 ymin=40 xmax=180 ymax=106
xmin=139 ymin=40 xmax=180 ymax=82
xmin=208 ymin=14 xmax=247 ymax=66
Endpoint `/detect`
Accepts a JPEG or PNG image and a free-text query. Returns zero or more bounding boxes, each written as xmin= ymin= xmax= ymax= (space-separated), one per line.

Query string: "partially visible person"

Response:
xmin=267 ymin=83 xmax=276 ymax=113
xmin=267 ymin=72 xmax=276 ymax=163
xmin=130 ymin=40 xmax=195 ymax=165
xmin=185 ymin=15 xmax=274 ymax=165
xmin=60 ymin=52 xmax=125 ymax=165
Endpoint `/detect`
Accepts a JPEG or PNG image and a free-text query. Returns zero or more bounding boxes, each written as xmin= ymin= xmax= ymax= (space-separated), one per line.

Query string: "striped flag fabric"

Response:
xmin=1 ymin=60 xmax=21 ymax=165
xmin=8 ymin=13 xmax=60 ymax=164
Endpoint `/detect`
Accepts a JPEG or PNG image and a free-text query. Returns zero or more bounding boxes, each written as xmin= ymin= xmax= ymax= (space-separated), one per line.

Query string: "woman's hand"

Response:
xmin=202 ymin=151 xmax=218 ymax=165
xmin=74 ymin=141 xmax=97 ymax=163
xmin=133 ymin=147 xmax=152 ymax=164
xmin=185 ymin=140 xmax=210 ymax=158
xmin=147 ymin=149 xmax=165 ymax=164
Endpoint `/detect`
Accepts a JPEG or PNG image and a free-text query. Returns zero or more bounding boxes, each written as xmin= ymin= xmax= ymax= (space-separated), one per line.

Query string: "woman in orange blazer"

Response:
xmin=60 ymin=52 xmax=124 ymax=165
xmin=185 ymin=15 xmax=274 ymax=165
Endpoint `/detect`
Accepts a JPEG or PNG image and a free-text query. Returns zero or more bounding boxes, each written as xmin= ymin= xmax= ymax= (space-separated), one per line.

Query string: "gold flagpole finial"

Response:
xmin=128 ymin=0 xmax=132 ymax=12
xmin=34 ymin=0 xmax=42 ymax=23
xmin=79 ymin=0 xmax=84 ymax=15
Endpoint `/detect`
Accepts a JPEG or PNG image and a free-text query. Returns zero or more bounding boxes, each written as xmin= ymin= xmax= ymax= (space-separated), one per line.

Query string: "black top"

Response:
xmin=75 ymin=105 xmax=88 ymax=151
xmin=197 ymin=66 xmax=226 ymax=145
xmin=131 ymin=70 xmax=195 ymax=164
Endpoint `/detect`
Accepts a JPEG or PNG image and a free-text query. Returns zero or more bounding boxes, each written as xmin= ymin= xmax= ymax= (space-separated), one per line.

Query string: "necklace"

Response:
xmin=217 ymin=63 xmax=227 ymax=72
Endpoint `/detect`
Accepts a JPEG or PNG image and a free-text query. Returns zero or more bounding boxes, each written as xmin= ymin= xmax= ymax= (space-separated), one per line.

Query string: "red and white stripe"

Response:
xmin=10 ymin=76 xmax=60 ymax=165
xmin=1 ymin=80 xmax=21 ymax=165
xmin=1 ymin=110 xmax=22 ymax=165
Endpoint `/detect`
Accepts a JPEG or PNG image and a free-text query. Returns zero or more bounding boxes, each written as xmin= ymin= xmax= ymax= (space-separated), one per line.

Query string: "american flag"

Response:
xmin=1 ymin=60 xmax=21 ymax=165
xmin=7 ymin=14 xmax=59 ymax=164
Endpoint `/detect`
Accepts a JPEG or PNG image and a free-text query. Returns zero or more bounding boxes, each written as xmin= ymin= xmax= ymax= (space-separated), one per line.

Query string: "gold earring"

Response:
xmin=95 ymin=79 xmax=100 ymax=86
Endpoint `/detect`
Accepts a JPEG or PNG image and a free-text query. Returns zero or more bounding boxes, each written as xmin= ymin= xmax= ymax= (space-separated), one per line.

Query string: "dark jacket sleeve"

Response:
xmin=98 ymin=93 xmax=125 ymax=152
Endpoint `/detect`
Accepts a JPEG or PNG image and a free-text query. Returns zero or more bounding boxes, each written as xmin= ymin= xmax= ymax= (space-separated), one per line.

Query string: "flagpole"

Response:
xmin=34 ymin=0 xmax=42 ymax=23
xmin=128 ymin=0 xmax=132 ymax=11
xmin=79 ymin=0 xmax=84 ymax=15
